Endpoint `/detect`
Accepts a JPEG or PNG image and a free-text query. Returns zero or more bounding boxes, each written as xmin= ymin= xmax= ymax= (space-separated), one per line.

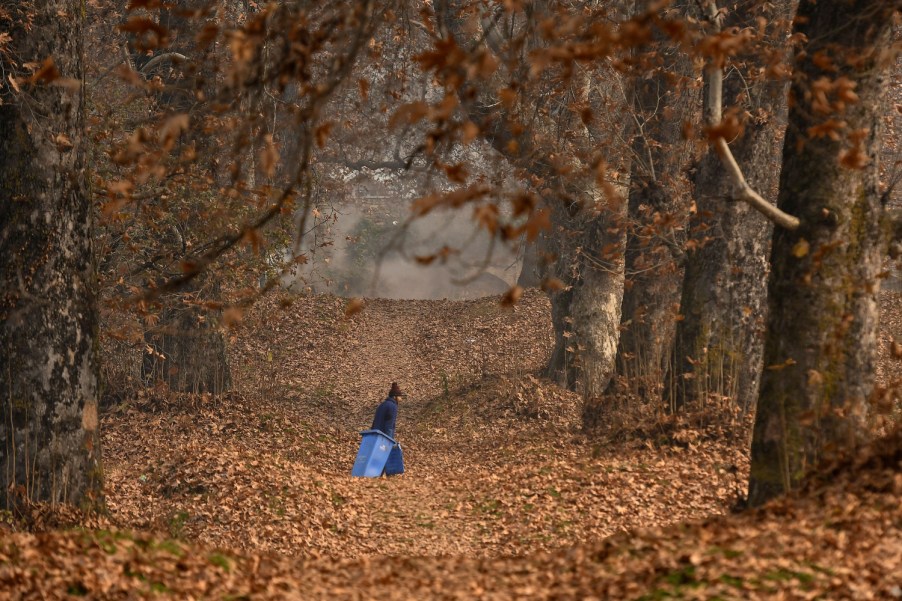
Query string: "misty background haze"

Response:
xmin=282 ymin=177 xmax=524 ymax=300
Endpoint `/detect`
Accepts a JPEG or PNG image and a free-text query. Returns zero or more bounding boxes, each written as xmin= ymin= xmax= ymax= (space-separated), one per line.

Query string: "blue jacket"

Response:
xmin=371 ymin=397 xmax=398 ymax=439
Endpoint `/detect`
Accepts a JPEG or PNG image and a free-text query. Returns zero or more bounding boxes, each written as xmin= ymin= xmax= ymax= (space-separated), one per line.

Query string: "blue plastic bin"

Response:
xmin=352 ymin=429 xmax=399 ymax=477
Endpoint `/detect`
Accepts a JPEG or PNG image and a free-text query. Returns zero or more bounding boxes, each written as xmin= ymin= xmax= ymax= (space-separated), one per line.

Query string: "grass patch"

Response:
xmin=708 ymin=545 xmax=744 ymax=559
xmin=209 ymin=553 xmax=232 ymax=572
xmin=763 ymin=568 xmax=814 ymax=585
xmin=415 ymin=513 xmax=436 ymax=529
xmin=664 ymin=565 xmax=700 ymax=587
xmin=152 ymin=539 xmax=185 ymax=557
xmin=477 ymin=498 xmax=501 ymax=516
xmin=82 ymin=529 xmax=135 ymax=555
xmin=265 ymin=491 xmax=287 ymax=517
xmin=167 ymin=511 xmax=190 ymax=539
xmin=67 ymin=583 xmax=88 ymax=596
xmin=719 ymin=574 xmax=743 ymax=588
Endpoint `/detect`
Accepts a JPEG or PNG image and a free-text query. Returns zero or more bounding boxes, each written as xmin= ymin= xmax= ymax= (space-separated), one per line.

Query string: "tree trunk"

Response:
xmin=516 ymin=232 xmax=544 ymax=288
xmin=546 ymin=198 xmax=626 ymax=398
xmin=748 ymin=0 xmax=897 ymax=506
xmin=666 ymin=0 xmax=795 ymax=413
xmin=0 ymin=0 xmax=103 ymax=509
xmin=142 ymin=278 xmax=231 ymax=394
xmin=605 ymin=1 xmax=697 ymax=404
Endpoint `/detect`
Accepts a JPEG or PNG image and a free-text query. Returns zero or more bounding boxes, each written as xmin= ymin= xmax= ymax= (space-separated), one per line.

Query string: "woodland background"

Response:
xmin=0 ymin=0 xmax=900 ymax=598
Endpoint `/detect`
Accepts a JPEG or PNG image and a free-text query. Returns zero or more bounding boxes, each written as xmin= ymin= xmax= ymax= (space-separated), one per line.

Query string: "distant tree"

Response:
xmin=136 ymin=0 xmax=233 ymax=394
xmin=92 ymin=1 xmax=380 ymax=395
xmin=748 ymin=0 xmax=901 ymax=505
xmin=0 ymin=0 xmax=102 ymax=509
xmin=435 ymin=0 xmax=633 ymax=397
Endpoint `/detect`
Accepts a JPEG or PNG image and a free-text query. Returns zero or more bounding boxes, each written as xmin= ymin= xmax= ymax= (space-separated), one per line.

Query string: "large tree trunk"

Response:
xmin=0 ymin=0 xmax=102 ymax=509
xmin=604 ymin=1 xmax=697 ymax=406
xmin=665 ymin=0 xmax=795 ymax=413
xmin=748 ymin=0 xmax=897 ymax=506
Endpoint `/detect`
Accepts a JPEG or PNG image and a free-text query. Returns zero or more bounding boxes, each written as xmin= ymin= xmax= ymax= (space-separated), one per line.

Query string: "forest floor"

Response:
xmin=0 ymin=290 xmax=900 ymax=599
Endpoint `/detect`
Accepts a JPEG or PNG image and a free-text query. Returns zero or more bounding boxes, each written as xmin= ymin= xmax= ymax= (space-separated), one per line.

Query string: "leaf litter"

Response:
xmin=0 ymin=289 xmax=899 ymax=599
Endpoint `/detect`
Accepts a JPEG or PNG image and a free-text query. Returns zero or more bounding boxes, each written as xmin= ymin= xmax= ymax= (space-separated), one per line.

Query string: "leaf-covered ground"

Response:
xmin=1 ymin=290 xmax=899 ymax=599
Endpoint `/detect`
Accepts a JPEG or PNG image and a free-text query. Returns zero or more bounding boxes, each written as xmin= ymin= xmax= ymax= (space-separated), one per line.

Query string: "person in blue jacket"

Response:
xmin=371 ymin=382 xmax=403 ymax=438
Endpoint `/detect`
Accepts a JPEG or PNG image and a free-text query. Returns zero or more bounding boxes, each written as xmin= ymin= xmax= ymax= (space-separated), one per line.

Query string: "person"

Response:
xmin=371 ymin=382 xmax=403 ymax=439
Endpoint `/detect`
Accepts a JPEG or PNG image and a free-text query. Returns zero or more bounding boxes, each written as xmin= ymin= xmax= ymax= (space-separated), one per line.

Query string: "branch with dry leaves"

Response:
xmin=133 ymin=0 xmax=381 ymax=304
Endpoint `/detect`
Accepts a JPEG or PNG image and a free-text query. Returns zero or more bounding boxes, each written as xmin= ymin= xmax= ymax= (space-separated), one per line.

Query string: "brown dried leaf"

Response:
xmin=345 ymin=297 xmax=365 ymax=317
xmin=259 ymin=134 xmax=280 ymax=178
xmin=159 ymin=113 xmax=189 ymax=151
xmin=461 ymin=121 xmax=480 ymax=144
xmin=500 ymin=285 xmax=523 ymax=307
xmin=28 ymin=58 xmax=59 ymax=84
xmin=315 ymin=122 xmax=333 ymax=148
xmin=792 ymin=239 xmax=810 ymax=258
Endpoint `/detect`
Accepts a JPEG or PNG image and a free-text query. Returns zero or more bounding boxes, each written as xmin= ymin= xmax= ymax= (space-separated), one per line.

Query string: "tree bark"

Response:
xmin=604 ymin=1 xmax=697 ymax=405
xmin=748 ymin=0 xmax=897 ymax=506
xmin=545 ymin=193 xmax=626 ymax=398
xmin=141 ymin=279 xmax=231 ymax=395
xmin=0 ymin=0 xmax=103 ymax=509
xmin=666 ymin=0 xmax=795 ymax=413
xmin=516 ymin=233 xmax=544 ymax=288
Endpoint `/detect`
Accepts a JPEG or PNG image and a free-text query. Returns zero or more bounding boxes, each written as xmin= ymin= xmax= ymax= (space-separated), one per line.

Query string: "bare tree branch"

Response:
xmin=133 ymin=0 xmax=381 ymax=303
xmin=140 ymin=52 xmax=188 ymax=74
xmin=713 ymin=137 xmax=800 ymax=230
xmin=702 ymin=0 xmax=800 ymax=231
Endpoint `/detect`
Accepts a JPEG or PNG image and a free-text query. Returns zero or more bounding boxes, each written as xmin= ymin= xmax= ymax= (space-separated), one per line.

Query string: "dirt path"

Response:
xmin=229 ymin=291 xmax=554 ymax=431
xmin=103 ymin=287 xmax=902 ymax=558
xmin=99 ymin=291 xmax=754 ymax=561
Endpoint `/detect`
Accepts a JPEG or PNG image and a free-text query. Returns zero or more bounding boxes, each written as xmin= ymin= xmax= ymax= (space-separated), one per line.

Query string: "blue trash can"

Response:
xmin=352 ymin=430 xmax=401 ymax=477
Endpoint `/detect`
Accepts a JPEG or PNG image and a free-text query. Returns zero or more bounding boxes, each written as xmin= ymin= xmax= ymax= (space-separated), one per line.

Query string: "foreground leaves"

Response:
xmin=0 ymin=429 xmax=897 ymax=599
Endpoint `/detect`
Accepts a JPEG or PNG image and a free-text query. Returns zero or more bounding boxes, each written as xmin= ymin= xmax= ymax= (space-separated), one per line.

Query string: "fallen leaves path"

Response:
xmin=98 ymin=291 xmax=748 ymax=560
xmin=1 ymin=290 xmax=898 ymax=599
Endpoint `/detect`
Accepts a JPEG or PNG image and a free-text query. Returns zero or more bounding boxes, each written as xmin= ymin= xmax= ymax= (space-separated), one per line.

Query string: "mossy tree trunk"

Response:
xmin=0 ymin=0 xmax=103 ymax=509
xmin=666 ymin=0 xmax=795 ymax=413
xmin=748 ymin=0 xmax=898 ymax=506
